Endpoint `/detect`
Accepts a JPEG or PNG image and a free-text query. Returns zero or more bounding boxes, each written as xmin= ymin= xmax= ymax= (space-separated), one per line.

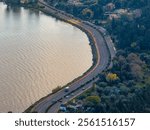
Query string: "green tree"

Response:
xmin=85 ymin=96 xmax=100 ymax=105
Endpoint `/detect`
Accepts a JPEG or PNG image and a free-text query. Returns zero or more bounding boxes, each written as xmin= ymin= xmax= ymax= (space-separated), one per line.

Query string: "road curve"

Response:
xmin=26 ymin=0 xmax=116 ymax=113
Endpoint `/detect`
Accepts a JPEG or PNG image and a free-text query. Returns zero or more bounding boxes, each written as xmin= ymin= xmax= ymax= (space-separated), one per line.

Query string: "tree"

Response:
xmin=85 ymin=96 xmax=100 ymax=105
xmin=106 ymin=73 xmax=119 ymax=82
xmin=82 ymin=8 xmax=94 ymax=19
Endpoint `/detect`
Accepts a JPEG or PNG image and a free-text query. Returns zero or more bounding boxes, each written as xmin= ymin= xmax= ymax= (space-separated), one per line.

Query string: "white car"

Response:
xmin=64 ymin=87 xmax=69 ymax=92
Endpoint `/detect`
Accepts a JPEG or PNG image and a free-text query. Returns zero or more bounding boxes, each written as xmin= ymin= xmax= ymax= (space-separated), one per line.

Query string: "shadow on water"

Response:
xmin=3 ymin=3 xmax=40 ymax=25
xmin=3 ymin=5 xmax=22 ymax=23
xmin=4 ymin=4 xmax=21 ymax=15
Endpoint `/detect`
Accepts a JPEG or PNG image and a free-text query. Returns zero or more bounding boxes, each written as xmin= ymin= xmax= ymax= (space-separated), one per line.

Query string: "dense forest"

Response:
xmin=45 ymin=0 xmax=150 ymax=112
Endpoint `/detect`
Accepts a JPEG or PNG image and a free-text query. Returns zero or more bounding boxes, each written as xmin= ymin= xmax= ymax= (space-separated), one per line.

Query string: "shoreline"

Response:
xmin=0 ymin=1 xmax=99 ymax=113
xmin=24 ymin=3 xmax=100 ymax=113
xmin=24 ymin=0 xmax=116 ymax=113
xmin=1 ymin=1 xmax=113 ymax=113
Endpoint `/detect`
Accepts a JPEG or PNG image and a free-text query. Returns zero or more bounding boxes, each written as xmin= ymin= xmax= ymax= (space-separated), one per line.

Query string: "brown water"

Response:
xmin=0 ymin=3 xmax=92 ymax=112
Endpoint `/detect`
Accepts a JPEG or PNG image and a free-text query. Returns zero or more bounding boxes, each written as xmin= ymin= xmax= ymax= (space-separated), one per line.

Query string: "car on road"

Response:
xmin=51 ymin=99 xmax=57 ymax=104
xmin=64 ymin=87 xmax=69 ymax=92
xmin=82 ymin=87 xmax=86 ymax=90
xmin=71 ymin=93 xmax=75 ymax=96
xmin=65 ymin=95 xmax=70 ymax=98
xmin=58 ymin=99 xmax=63 ymax=103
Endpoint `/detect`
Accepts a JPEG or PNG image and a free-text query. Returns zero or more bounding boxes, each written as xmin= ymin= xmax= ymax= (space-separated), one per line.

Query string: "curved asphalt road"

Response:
xmin=28 ymin=0 xmax=116 ymax=113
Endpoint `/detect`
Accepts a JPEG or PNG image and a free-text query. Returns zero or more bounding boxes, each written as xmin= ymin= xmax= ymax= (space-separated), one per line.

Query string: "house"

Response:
xmin=59 ymin=104 xmax=67 ymax=112
xmin=133 ymin=9 xmax=142 ymax=18
xmin=104 ymin=3 xmax=115 ymax=12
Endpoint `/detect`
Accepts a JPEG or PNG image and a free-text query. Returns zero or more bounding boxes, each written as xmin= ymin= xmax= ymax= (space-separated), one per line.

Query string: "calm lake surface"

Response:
xmin=0 ymin=3 xmax=92 ymax=112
